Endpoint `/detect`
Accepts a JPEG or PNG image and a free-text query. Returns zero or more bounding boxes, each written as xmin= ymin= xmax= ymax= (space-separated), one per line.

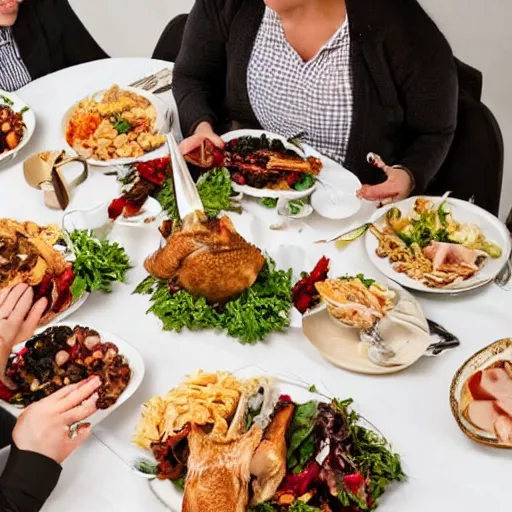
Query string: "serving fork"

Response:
xmin=129 ymin=68 xmax=172 ymax=92
xmin=494 ymin=250 xmax=512 ymax=290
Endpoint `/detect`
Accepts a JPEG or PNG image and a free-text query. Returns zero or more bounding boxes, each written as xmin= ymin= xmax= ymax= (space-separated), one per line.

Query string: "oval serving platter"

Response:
xmin=450 ymin=338 xmax=512 ymax=448
xmin=0 ymin=90 xmax=36 ymax=165
xmin=364 ymin=196 xmax=511 ymax=295
xmin=1 ymin=323 xmax=145 ymax=426
xmin=61 ymin=86 xmax=168 ymax=167
xmin=302 ymin=277 xmax=431 ymax=375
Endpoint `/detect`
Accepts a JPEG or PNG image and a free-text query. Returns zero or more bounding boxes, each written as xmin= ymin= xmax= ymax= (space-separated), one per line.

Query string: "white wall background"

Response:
xmin=69 ymin=0 xmax=511 ymax=218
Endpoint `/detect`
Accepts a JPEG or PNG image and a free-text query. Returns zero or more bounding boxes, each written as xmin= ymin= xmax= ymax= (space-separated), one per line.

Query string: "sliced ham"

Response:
xmin=465 ymin=401 xmax=502 ymax=433
xmin=423 ymin=242 xmax=486 ymax=270
xmin=494 ymin=415 xmax=512 ymax=443
xmin=494 ymin=399 xmax=512 ymax=419
xmin=467 ymin=368 xmax=512 ymax=401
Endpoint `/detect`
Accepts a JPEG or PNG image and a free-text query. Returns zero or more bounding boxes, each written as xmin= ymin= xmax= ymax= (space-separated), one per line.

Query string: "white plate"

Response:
xmin=39 ymin=291 xmax=90 ymax=330
xmin=221 ymin=129 xmax=318 ymax=200
xmin=62 ymin=86 xmax=168 ymax=167
xmin=0 ymin=324 xmax=145 ymax=426
xmin=364 ymin=196 xmax=512 ymax=294
xmin=115 ymin=197 xmax=162 ymax=227
xmin=0 ymin=90 xmax=36 ymax=164
xmin=310 ymin=170 xmax=362 ymax=220
xmin=147 ymin=365 xmax=339 ymax=511
xmin=63 ymin=199 xmax=161 ymax=230
xmin=302 ymin=279 xmax=431 ymax=375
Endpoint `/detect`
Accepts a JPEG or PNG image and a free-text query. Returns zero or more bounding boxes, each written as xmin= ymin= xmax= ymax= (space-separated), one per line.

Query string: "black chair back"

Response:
xmin=426 ymin=96 xmax=504 ymax=217
xmin=152 ymin=13 xmax=189 ymax=62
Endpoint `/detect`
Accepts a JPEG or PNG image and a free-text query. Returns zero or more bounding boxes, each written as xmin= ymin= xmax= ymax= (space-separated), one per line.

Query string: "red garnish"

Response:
xmin=17 ymin=347 xmax=28 ymax=358
xmin=52 ymin=267 xmax=75 ymax=313
xmin=0 ymin=381 xmax=15 ymax=401
xmin=292 ymin=256 xmax=330 ymax=313
xmin=34 ymin=273 xmax=53 ymax=302
xmin=286 ymin=172 xmax=301 ymax=187
xmin=184 ymin=139 xmax=223 ymax=169
xmin=123 ymin=200 xmax=143 ymax=218
xmin=136 ymin=160 xmax=167 ymax=186
xmin=279 ymin=460 xmax=321 ymax=496
xmin=231 ymin=173 xmax=246 ymax=185
xmin=108 ymin=197 xmax=127 ymax=220
xmin=279 ymin=394 xmax=293 ymax=403
xmin=343 ymin=472 xmax=365 ymax=494
xmin=212 ymin=149 xmax=225 ymax=168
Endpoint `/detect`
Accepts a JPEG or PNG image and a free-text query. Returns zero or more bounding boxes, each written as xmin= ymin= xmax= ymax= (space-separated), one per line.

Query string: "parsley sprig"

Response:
xmin=134 ymin=259 xmax=292 ymax=344
xmin=68 ymin=230 xmax=131 ymax=298
xmin=155 ymin=168 xmax=239 ymax=220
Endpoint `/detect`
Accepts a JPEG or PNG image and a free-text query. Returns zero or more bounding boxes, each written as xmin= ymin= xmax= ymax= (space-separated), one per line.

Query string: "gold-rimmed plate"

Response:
xmin=450 ymin=338 xmax=512 ymax=448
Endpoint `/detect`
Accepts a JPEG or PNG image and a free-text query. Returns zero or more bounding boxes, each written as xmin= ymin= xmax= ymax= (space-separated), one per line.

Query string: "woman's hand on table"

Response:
xmin=12 ymin=376 xmax=101 ymax=464
xmin=179 ymin=121 xmax=225 ymax=155
xmin=357 ymin=166 xmax=413 ymax=203
xmin=0 ymin=284 xmax=47 ymax=388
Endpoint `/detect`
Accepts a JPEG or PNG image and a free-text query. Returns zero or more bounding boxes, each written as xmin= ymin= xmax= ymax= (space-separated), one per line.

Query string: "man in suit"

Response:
xmin=0 ymin=284 xmax=101 ymax=512
xmin=0 ymin=0 xmax=108 ymax=92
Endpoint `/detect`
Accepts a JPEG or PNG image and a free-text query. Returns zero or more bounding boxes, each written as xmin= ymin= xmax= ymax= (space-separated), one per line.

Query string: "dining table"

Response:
xmin=0 ymin=57 xmax=511 ymax=512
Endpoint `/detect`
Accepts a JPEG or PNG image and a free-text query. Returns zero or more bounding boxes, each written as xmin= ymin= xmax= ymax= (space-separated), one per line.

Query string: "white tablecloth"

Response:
xmin=0 ymin=58 xmax=511 ymax=512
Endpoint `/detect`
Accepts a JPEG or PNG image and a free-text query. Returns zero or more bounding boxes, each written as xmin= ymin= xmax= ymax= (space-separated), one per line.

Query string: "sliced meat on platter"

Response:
xmin=495 ymin=399 xmax=512 ymax=417
xmin=462 ymin=362 xmax=512 ymax=443
xmin=494 ymin=415 xmax=512 ymax=443
xmin=466 ymin=368 xmax=512 ymax=401
xmin=423 ymin=242 xmax=487 ymax=271
xmin=465 ymin=401 xmax=502 ymax=433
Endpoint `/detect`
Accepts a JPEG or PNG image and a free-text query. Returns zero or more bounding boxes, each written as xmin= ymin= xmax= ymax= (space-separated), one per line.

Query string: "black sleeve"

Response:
xmin=0 ymin=446 xmax=61 ymax=512
xmin=58 ymin=0 xmax=109 ymax=67
xmin=172 ymin=0 xmax=227 ymax=137
xmin=384 ymin=6 xmax=458 ymax=193
xmin=0 ymin=410 xmax=16 ymax=450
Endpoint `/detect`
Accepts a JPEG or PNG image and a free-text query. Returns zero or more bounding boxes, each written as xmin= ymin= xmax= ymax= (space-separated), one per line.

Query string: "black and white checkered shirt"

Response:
xmin=247 ymin=7 xmax=353 ymax=164
xmin=0 ymin=27 xmax=31 ymax=92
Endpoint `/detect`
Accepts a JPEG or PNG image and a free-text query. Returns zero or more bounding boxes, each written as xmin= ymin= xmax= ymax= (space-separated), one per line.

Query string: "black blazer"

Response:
xmin=12 ymin=0 xmax=108 ymax=82
xmin=0 ymin=408 xmax=61 ymax=512
xmin=173 ymin=0 xmax=458 ymax=194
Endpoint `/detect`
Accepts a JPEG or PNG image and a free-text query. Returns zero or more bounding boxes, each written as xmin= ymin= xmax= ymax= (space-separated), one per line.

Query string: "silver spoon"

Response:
xmin=359 ymin=325 xmax=399 ymax=367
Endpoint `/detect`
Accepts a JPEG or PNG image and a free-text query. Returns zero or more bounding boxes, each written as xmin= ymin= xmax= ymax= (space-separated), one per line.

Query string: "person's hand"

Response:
xmin=357 ymin=167 xmax=413 ymax=203
xmin=12 ymin=376 xmax=102 ymax=464
xmin=0 ymin=284 xmax=48 ymax=388
xmin=179 ymin=121 xmax=225 ymax=155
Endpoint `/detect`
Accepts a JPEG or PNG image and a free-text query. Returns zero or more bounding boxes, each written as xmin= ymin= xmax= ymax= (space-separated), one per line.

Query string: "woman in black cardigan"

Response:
xmin=173 ymin=0 xmax=458 ymax=202
xmin=0 ymin=0 xmax=107 ymax=92
xmin=0 ymin=284 xmax=101 ymax=512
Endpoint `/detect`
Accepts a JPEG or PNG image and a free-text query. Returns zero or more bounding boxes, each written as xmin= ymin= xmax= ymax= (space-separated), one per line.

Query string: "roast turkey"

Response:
xmin=182 ymin=423 xmax=263 ymax=512
xmin=144 ymin=211 xmax=265 ymax=303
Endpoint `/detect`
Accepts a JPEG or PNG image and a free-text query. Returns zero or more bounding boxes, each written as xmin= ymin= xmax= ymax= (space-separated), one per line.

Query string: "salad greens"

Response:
xmin=68 ymin=230 xmax=131 ymax=299
xmin=260 ymin=198 xmax=309 ymax=216
xmin=287 ymin=401 xmax=318 ymax=474
xmin=0 ymin=95 xmax=14 ymax=106
xmin=112 ymin=114 xmax=132 ymax=135
xmin=248 ymin=397 xmax=404 ymax=512
xmin=155 ymin=178 xmax=179 ymax=220
xmin=294 ymin=173 xmax=315 ymax=191
xmin=133 ymin=259 xmax=292 ymax=344
xmin=390 ymin=200 xmax=502 ymax=258
xmin=260 ymin=198 xmax=278 ymax=209
xmin=196 ymin=167 xmax=238 ymax=217
xmin=339 ymin=274 xmax=376 ymax=289
xmin=333 ymin=399 xmax=405 ymax=508
xmin=250 ymin=503 xmax=320 ymax=512
xmin=155 ymin=168 xmax=238 ymax=220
